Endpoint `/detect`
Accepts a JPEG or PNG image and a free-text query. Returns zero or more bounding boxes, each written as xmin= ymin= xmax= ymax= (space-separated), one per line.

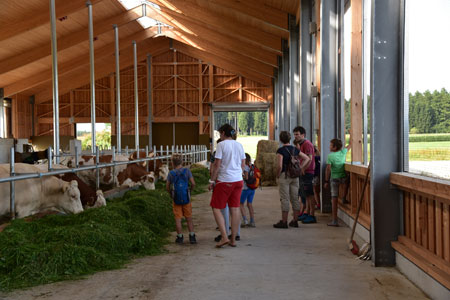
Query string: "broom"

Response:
xmin=348 ymin=161 xmax=371 ymax=255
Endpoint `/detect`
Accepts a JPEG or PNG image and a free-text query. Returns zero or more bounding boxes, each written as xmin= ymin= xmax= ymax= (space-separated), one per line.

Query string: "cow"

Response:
xmin=129 ymin=151 xmax=169 ymax=180
xmin=14 ymin=149 xmax=48 ymax=164
xmin=34 ymin=164 xmax=106 ymax=208
xmin=0 ymin=164 xmax=83 ymax=219
xmin=60 ymin=154 xmax=129 ymax=190
xmin=116 ymin=163 xmax=156 ymax=190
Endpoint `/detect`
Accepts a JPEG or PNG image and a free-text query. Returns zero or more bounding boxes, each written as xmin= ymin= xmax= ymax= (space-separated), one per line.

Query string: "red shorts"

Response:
xmin=210 ymin=180 xmax=244 ymax=209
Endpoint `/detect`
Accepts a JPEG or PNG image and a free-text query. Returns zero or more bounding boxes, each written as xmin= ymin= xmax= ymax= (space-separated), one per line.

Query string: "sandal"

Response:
xmin=215 ymin=240 xmax=229 ymax=248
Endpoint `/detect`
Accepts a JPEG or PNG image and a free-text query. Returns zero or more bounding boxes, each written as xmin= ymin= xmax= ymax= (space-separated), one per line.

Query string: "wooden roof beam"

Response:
xmin=0 ymin=0 xmax=105 ymax=42
xmin=35 ymin=38 xmax=170 ymax=104
xmin=164 ymin=31 xmax=274 ymax=77
xmin=146 ymin=6 xmax=279 ymax=66
xmin=192 ymin=0 xmax=288 ymax=30
xmin=172 ymin=41 xmax=272 ymax=86
xmin=0 ymin=6 xmax=142 ymax=76
xmin=151 ymin=0 xmax=285 ymax=50
xmin=4 ymin=28 xmax=158 ymax=97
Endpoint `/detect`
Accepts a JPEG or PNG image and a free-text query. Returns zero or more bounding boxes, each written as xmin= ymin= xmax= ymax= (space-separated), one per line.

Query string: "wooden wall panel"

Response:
xmin=26 ymin=48 xmax=272 ymax=141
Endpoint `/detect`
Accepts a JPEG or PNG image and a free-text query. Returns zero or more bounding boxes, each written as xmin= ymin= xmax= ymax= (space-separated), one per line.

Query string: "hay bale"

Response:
xmin=255 ymin=152 xmax=278 ymax=186
xmin=256 ymin=140 xmax=279 ymax=157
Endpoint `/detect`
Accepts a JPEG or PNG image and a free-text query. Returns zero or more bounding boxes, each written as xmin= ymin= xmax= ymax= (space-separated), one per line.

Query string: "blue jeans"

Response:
xmin=220 ymin=204 xmax=240 ymax=236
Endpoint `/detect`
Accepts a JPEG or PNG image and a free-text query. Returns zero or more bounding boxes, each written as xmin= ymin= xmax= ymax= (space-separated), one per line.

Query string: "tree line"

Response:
xmin=214 ymin=111 xmax=268 ymax=136
xmin=343 ymin=89 xmax=449 ymax=134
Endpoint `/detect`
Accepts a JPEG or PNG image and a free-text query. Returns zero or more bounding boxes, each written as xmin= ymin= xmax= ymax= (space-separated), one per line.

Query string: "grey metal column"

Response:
xmin=87 ymin=1 xmax=96 ymax=154
xmin=278 ymin=56 xmax=284 ymax=135
xmin=320 ymin=0 xmax=338 ymax=213
xmin=337 ymin=0 xmax=346 ymax=141
xmin=50 ymin=0 xmax=60 ymax=163
xmin=299 ymin=0 xmax=312 ymax=135
xmin=274 ymin=72 xmax=279 ymax=139
xmin=282 ymin=40 xmax=290 ymax=133
xmin=289 ymin=15 xmax=299 ymax=132
xmin=113 ymin=24 xmax=121 ymax=152
xmin=370 ymin=0 xmax=403 ymax=266
xmin=133 ymin=41 xmax=139 ymax=152
xmin=147 ymin=54 xmax=152 ymax=147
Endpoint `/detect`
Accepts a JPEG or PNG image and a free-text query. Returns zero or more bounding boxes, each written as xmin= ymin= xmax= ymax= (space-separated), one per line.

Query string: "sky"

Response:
xmin=345 ymin=0 xmax=450 ymax=99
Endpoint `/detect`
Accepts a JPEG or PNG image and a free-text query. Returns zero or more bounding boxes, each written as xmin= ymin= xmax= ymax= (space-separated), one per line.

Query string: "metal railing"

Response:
xmin=3 ymin=144 xmax=209 ymax=220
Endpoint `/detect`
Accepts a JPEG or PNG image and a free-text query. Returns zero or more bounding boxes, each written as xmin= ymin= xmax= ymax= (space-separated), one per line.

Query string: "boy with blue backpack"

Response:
xmin=166 ymin=154 xmax=197 ymax=244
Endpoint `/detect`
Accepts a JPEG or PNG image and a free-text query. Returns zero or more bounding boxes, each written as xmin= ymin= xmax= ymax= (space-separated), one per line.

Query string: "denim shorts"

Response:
xmin=331 ymin=178 xmax=347 ymax=197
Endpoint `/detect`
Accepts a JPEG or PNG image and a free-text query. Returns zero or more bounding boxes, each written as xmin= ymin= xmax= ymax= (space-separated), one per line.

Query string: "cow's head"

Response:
xmin=61 ymin=180 xmax=84 ymax=214
xmin=91 ymin=190 xmax=106 ymax=208
xmin=141 ymin=171 xmax=155 ymax=190
xmin=158 ymin=164 xmax=169 ymax=181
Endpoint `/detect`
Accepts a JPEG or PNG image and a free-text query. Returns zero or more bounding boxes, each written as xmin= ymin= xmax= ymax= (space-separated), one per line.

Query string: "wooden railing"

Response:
xmin=390 ymin=172 xmax=450 ymax=289
xmin=339 ymin=164 xmax=371 ymax=229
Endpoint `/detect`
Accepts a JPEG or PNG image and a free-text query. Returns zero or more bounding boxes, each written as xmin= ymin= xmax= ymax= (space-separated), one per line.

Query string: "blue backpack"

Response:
xmin=170 ymin=168 xmax=191 ymax=205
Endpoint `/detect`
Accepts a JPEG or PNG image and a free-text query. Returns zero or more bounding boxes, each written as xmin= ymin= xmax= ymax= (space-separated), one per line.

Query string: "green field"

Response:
xmin=237 ymin=135 xmax=268 ymax=161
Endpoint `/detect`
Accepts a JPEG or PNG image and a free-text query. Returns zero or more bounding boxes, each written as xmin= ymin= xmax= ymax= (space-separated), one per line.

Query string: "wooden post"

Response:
xmin=351 ymin=0 xmax=363 ymax=162
xmin=198 ymin=61 xmax=203 ymax=134
xmin=209 ymin=64 xmax=214 ymax=137
xmin=238 ymin=75 xmax=242 ymax=101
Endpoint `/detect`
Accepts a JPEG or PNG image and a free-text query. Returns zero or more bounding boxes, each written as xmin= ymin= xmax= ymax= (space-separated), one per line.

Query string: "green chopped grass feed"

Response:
xmin=0 ymin=167 xmax=210 ymax=292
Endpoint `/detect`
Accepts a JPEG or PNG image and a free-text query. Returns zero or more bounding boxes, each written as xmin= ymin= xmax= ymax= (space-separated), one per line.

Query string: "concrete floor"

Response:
xmin=2 ymin=187 xmax=428 ymax=300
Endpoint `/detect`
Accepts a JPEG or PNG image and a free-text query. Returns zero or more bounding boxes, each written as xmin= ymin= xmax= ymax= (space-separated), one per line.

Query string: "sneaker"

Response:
xmin=241 ymin=221 xmax=248 ymax=228
xmin=298 ymin=213 xmax=309 ymax=221
xmin=302 ymin=215 xmax=317 ymax=224
xmin=273 ymin=220 xmax=288 ymax=229
xmin=289 ymin=220 xmax=298 ymax=228
xmin=189 ymin=234 xmax=197 ymax=244
xmin=228 ymin=235 xmax=240 ymax=241
xmin=249 ymin=221 xmax=256 ymax=227
xmin=175 ymin=235 xmax=184 ymax=244
xmin=214 ymin=234 xmax=222 ymax=242
xmin=327 ymin=220 xmax=339 ymax=227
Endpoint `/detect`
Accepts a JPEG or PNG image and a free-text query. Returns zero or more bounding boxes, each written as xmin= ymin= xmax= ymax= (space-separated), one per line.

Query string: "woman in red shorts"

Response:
xmin=209 ymin=124 xmax=246 ymax=248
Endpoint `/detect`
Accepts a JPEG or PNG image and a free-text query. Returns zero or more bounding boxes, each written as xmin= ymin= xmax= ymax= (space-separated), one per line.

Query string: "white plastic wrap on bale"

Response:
xmin=0 ymin=138 xmax=14 ymax=163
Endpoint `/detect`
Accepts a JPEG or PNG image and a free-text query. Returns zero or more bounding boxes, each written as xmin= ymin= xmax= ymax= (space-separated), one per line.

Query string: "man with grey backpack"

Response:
xmin=274 ymin=131 xmax=311 ymax=229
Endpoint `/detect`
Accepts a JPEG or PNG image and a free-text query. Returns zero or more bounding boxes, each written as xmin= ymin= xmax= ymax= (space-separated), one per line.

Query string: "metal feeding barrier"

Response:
xmin=3 ymin=144 xmax=209 ymax=220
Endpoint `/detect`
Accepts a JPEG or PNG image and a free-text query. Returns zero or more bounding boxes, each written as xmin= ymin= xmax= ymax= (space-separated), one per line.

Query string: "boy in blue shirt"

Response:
xmin=166 ymin=154 xmax=197 ymax=244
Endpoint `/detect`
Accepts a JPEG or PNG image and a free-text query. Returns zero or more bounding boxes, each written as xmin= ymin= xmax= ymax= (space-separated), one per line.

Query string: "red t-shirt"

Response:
xmin=300 ymin=139 xmax=315 ymax=174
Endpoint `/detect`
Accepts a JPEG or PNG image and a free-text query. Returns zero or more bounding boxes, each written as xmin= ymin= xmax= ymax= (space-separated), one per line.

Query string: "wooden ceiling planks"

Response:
xmin=151 ymin=0 xmax=282 ymax=53
xmin=0 ymin=0 xmax=106 ymax=42
xmin=263 ymin=0 xmax=299 ymax=15
xmin=145 ymin=6 xmax=279 ymax=66
xmin=189 ymin=0 xmax=289 ymax=38
xmin=0 ymin=6 xmax=143 ymax=77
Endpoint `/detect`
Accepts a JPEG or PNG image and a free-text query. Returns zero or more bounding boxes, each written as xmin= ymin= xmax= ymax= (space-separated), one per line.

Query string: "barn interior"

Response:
xmin=0 ymin=0 xmax=449 ymax=298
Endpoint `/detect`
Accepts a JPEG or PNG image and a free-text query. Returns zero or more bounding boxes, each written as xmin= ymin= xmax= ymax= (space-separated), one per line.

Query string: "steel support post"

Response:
xmin=113 ymin=24 xmax=121 ymax=153
xmin=147 ymin=54 xmax=152 ymax=147
xmin=87 ymin=1 xmax=96 ymax=154
xmin=278 ymin=56 xmax=285 ymax=135
xmin=133 ymin=41 xmax=139 ymax=152
xmin=50 ymin=0 xmax=60 ymax=163
xmin=337 ymin=0 xmax=346 ymax=141
xmin=299 ymin=0 xmax=313 ymax=135
xmin=289 ymin=15 xmax=299 ymax=133
xmin=282 ymin=40 xmax=290 ymax=133
xmin=319 ymin=0 xmax=339 ymax=213
xmin=273 ymin=74 xmax=279 ymax=139
xmin=370 ymin=0 xmax=403 ymax=266
xmin=9 ymin=147 xmax=15 ymax=220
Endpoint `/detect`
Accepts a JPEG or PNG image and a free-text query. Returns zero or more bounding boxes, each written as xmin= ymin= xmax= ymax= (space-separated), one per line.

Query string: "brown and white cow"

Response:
xmin=116 ymin=163 xmax=156 ymax=190
xmin=0 ymin=164 xmax=83 ymax=218
xmin=34 ymin=164 xmax=106 ymax=208
xmin=128 ymin=151 xmax=169 ymax=180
